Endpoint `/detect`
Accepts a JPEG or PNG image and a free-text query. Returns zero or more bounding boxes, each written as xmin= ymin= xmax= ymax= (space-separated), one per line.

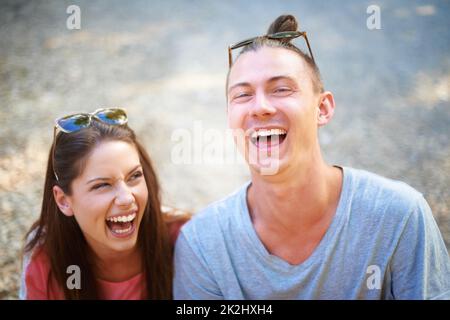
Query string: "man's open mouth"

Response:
xmin=250 ymin=128 xmax=288 ymax=148
xmin=105 ymin=212 xmax=137 ymax=237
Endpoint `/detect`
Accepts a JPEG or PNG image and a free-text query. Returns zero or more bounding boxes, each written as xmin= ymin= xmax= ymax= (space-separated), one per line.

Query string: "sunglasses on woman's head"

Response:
xmin=228 ymin=30 xmax=315 ymax=67
xmin=54 ymin=108 xmax=128 ymax=133
xmin=52 ymin=108 xmax=128 ymax=181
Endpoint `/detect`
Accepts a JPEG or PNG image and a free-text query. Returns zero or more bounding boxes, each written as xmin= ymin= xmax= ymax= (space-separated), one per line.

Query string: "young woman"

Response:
xmin=21 ymin=108 xmax=189 ymax=299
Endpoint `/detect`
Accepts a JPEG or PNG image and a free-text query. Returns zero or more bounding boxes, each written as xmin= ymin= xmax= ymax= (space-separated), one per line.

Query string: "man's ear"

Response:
xmin=53 ymin=185 xmax=74 ymax=217
xmin=317 ymin=91 xmax=336 ymax=127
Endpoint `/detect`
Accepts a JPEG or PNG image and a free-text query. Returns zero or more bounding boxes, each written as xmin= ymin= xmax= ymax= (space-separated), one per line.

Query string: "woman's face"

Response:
xmin=55 ymin=140 xmax=148 ymax=257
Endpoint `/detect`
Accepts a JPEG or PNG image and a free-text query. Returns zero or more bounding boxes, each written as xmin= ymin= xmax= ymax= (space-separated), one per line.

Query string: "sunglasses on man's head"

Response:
xmin=228 ymin=30 xmax=315 ymax=67
xmin=52 ymin=108 xmax=128 ymax=181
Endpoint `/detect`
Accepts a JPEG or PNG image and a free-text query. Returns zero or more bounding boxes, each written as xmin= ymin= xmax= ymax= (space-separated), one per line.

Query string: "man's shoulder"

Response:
xmin=340 ymin=167 xmax=435 ymax=255
xmin=348 ymin=166 xmax=422 ymax=197
xmin=345 ymin=166 xmax=426 ymax=216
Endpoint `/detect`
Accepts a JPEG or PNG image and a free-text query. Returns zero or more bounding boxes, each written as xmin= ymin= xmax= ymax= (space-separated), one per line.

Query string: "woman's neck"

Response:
xmin=90 ymin=245 xmax=142 ymax=282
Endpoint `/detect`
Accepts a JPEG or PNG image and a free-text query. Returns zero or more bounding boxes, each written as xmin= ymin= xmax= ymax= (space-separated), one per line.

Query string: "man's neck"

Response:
xmin=247 ymin=157 xmax=342 ymax=236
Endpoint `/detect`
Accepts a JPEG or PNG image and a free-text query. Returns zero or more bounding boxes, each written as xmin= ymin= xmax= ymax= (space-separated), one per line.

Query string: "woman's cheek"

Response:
xmin=137 ymin=183 xmax=149 ymax=207
xmin=81 ymin=196 xmax=109 ymax=227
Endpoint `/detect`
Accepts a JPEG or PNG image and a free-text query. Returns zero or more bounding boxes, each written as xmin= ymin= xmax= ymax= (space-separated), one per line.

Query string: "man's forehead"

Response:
xmin=228 ymin=47 xmax=309 ymax=87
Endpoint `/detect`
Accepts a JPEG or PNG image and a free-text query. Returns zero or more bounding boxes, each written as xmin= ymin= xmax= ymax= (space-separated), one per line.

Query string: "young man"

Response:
xmin=173 ymin=15 xmax=450 ymax=299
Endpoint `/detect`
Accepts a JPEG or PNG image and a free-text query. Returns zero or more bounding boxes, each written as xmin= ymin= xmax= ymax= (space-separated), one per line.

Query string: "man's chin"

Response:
xmin=247 ymin=157 xmax=286 ymax=176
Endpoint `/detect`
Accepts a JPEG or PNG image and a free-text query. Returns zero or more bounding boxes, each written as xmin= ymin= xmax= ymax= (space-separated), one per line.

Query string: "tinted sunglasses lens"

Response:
xmin=96 ymin=109 xmax=127 ymax=125
xmin=231 ymin=37 xmax=256 ymax=50
xmin=57 ymin=114 xmax=91 ymax=132
xmin=271 ymin=31 xmax=298 ymax=40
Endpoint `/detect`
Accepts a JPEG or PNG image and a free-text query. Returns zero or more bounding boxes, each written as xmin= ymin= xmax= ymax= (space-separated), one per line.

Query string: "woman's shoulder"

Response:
xmin=21 ymin=247 xmax=51 ymax=299
xmin=161 ymin=206 xmax=192 ymax=246
xmin=24 ymin=247 xmax=51 ymax=278
xmin=21 ymin=246 xmax=65 ymax=300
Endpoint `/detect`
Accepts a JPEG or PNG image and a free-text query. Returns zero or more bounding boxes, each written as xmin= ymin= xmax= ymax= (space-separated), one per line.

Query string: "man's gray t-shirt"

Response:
xmin=174 ymin=167 xmax=450 ymax=299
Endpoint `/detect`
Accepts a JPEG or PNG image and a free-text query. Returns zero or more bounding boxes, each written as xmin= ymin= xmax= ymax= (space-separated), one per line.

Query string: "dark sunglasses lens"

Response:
xmin=231 ymin=38 xmax=255 ymax=50
xmin=57 ymin=114 xmax=90 ymax=132
xmin=96 ymin=109 xmax=127 ymax=125
xmin=271 ymin=31 xmax=298 ymax=39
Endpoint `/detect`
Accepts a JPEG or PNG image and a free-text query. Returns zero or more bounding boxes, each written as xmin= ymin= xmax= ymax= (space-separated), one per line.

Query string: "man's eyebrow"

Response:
xmin=228 ymin=82 xmax=251 ymax=94
xmin=228 ymin=76 xmax=296 ymax=94
xmin=86 ymin=164 xmax=142 ymax=185
xmin=267 ymin=75 xmax=297 ymax=83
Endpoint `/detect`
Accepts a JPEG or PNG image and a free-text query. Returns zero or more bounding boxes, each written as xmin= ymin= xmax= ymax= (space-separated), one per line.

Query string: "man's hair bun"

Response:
xmin=267 ymin=14 xmax=298 ymax=34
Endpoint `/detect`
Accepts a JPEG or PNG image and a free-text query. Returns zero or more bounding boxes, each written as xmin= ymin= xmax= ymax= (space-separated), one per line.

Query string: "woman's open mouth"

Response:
xmin=249 ymin=128 xmax=288 ymax=148
xmin=105 ymin=211 xmax=137 ymax=238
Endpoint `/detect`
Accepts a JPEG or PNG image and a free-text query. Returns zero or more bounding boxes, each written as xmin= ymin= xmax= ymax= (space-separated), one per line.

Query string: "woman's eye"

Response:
xmin=92 ymin=183 xmax=110 ymax=190
xmin=130 ymin=171 xmax=143 ymax=181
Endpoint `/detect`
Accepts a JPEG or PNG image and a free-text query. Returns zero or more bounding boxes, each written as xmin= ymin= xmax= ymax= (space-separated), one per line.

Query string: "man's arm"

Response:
xmin=389 ymin=195 xmax=450 ymax=299
xmin=173 ymin=230 xmax=223 ymax=299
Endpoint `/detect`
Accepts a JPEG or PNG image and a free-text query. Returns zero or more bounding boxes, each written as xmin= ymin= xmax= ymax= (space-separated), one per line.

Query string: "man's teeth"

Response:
xmin=106 ymin=212 xmax=136 ymax=223
xmin=251 ymin=129 xmax=287 ymax=140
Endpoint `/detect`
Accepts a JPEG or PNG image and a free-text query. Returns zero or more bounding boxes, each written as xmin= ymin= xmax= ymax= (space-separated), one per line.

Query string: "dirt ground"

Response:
xmin=0 ymin=0 xmax=449 ymax=299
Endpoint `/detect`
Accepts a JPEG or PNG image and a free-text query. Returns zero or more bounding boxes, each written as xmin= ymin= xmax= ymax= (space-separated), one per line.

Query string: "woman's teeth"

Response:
xmin=113 ymin=225 xmax=133 ymax=234
xmin=106 ymin=212 xmax=136 ymax=223
xmin=105 ymin=212 xmax=136 ymax=236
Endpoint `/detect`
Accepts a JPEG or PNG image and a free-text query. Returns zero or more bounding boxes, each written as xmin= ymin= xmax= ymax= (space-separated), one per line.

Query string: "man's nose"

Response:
xmin=114 ymin=182 xmax=134 ymax=207
xmin=250 ymin=92 xmax=276 ymax=118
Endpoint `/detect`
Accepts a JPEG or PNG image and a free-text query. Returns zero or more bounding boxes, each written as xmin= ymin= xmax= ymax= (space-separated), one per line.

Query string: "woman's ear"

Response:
xmin=317 ymin=91 xmax=336 ymax=127
xmin=53 ymin=185 xmax=74 ymax=217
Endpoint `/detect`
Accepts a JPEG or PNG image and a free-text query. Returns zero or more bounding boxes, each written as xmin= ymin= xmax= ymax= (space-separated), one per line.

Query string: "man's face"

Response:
xmin=227 ymin=46 xmax=320 ymax=175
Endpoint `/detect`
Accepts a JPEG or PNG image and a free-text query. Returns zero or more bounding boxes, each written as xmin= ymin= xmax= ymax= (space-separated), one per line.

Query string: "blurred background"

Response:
xmin=0 ymin=0 xmax=449 ymax=299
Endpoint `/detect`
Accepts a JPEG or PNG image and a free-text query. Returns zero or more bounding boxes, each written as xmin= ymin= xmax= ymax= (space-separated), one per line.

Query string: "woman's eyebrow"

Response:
xmin=86 ymin=177 xmax=110 ymax=185
xmin=126 ymin=164 xmax=142 ymax=176
xmin=86 ymin=164 xmax=142 ymax=185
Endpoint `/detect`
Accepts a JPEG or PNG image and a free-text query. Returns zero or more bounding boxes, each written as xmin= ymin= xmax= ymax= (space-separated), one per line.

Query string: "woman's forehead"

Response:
xmin=79 ymin=141 xmax=140 ymax=178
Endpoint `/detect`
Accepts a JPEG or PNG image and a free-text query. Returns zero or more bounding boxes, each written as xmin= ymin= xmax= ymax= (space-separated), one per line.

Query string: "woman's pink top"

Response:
xmin=21 ymin=212 xmax=190 ymax=299
xmin=22 ymin=248 xmax=146 ymax=299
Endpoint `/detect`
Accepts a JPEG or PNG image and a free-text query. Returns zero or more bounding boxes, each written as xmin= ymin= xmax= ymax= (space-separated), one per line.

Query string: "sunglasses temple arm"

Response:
xmin=52 ymin=127 xmax=59 ymax=181
xmin=303 ymin=33 xmax=315 ymax=64
xmin=228 ymin=46 xmax=233 ymax=67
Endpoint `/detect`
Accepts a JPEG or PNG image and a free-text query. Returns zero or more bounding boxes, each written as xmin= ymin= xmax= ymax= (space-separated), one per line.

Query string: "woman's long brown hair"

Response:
xmin=24 ymin=121 xmax=172 ymax=299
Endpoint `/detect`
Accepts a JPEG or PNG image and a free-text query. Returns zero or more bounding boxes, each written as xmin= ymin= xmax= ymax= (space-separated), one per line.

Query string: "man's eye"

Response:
xmin=273 ymin=87 xmax=292 ymax=94
xmin=233 ymin=92 xmax=252 ymax=101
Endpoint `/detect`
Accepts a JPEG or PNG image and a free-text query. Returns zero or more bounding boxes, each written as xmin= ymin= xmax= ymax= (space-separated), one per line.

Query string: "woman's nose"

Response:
xmin=114 ymin=183 xmax=134 ymax=207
